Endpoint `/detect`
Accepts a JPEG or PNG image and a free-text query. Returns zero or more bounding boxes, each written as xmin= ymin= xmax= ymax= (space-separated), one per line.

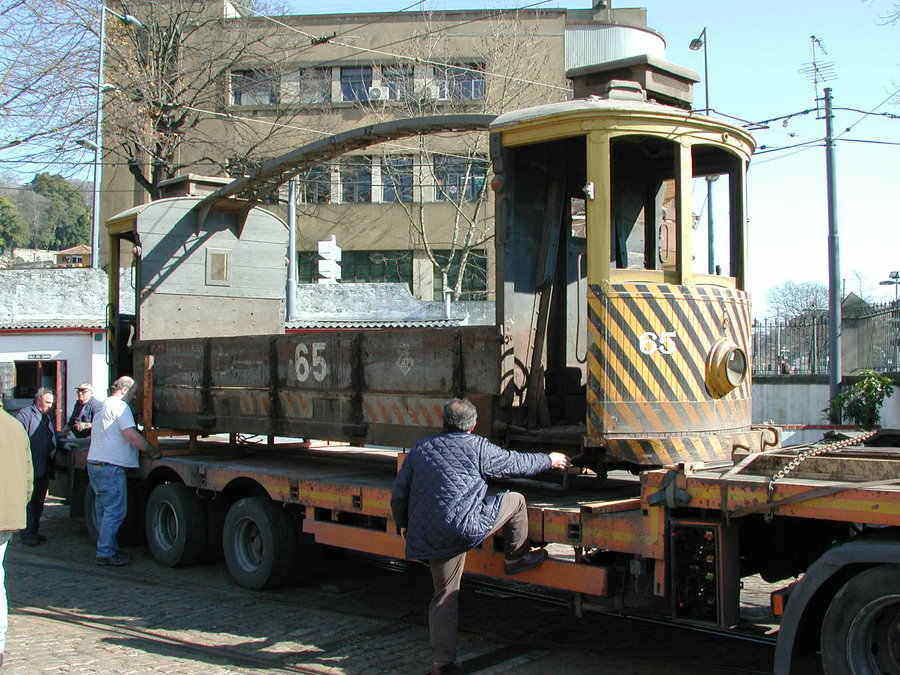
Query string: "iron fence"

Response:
xmin=751 ymin=301 xmax=900 ymax=376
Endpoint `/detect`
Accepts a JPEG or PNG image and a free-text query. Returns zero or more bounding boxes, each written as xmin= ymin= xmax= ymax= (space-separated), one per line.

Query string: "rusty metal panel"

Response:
xmin=138 ymin=325 xmax=500 ymax=447
xmin=581 ymin=504 xmax=665 ymax=559
xmin=362 ymin=330 xmax=457 ymax=393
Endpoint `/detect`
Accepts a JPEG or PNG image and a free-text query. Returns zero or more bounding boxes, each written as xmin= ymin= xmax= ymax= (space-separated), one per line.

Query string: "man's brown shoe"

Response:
xmin=505 ymin=548 xmax=548 ymax=575
xmin=429 ymin=663 xmax=461 ymax=675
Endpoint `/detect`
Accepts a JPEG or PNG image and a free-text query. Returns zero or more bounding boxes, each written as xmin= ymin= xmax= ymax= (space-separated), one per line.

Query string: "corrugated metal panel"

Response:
xmin=0 ymin=319 xmax=105 ymax=330
xmin=565 ymin=25 xmax=665 ymax=71
xmin=286 ymin=319 xmax=460 ymax=329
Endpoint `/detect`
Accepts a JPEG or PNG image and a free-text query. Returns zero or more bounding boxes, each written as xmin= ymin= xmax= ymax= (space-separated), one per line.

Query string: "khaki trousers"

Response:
xmin=427 ymin=491 xmax=529 ymax=666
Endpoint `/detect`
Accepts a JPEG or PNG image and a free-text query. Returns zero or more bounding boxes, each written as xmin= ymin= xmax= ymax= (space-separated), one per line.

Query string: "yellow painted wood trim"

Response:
xmin=675 ymin=144 xmax=693 ymax=285
xmin=497 ymin=109 xmax=755 ymax=156
xmin=586 ymin=131 xmax=611 ymax=283
xmin=107 ymin=217 xmax=136 ymax=235
xmin=608 ymin=269 xmax=681 ymax=284
xmin=692 ymin=274 xmax=737 ymax=289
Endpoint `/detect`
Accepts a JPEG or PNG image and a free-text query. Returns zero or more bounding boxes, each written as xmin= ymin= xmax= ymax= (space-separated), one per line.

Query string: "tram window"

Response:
xmin=691 ymin=144 xmax=742 ymax=278
xmin=609 ymin=136 xmax=678 ymax=270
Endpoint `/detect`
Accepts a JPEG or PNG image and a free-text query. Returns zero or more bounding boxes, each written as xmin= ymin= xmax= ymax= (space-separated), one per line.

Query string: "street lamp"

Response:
xmin=87 ymin=5 xmax=143 ymax=269
xmin=880 ymin=270 xmax=900 ymax=302
xmin=689 ymin=27 xmax=716 ymax=274
xmin=881 ymin=271 xmax=900 ymax=372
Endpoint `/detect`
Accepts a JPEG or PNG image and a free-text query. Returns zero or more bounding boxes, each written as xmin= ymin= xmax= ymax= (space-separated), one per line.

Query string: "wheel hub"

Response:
xmin=847 ymin=594 xmax=900 ymax=674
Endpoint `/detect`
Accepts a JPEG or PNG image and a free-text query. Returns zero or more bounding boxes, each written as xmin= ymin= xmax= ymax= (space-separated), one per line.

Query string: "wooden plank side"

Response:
xmin=650 ymin=472 xmax=900 ymax=526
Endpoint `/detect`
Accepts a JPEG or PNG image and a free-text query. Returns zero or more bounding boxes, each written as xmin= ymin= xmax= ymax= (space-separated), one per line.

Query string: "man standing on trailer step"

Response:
xmin=1 ymin=407 xmax=33 ymax=667
xmin=87 ymin=376 xmax=160 ymax=566
xmin=14 ymin=388 xmax=57 ymax=546
xmin=391 ymin=398 xmax=571 ymax=675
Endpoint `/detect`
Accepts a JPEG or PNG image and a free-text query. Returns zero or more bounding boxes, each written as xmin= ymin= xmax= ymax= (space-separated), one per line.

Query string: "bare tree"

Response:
xmin=352 ymin=10 xmax=567 ymax=300
xmin=766 ymin=281 xmax=830 ymax=320
xmin=101 ymin=0 xmax=341 ymax=199
xmin=0 ymin=0 xmax=96 ymax=168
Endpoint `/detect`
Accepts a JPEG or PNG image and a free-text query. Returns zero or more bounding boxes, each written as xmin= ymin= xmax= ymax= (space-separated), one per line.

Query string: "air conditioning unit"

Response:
xmin=367 ymin=86 xmax=389 ymax=101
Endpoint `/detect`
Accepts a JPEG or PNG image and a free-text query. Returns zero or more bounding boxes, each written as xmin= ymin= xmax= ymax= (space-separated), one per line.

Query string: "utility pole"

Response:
xmin=286 ymin=178 xmax=298 ymax=322
xmin=823 ymin=87 xmax=842 ymax=420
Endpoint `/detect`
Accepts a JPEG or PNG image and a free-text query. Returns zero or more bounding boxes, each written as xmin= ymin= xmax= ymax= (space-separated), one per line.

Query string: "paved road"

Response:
xmin=3 ymin=496 xmax=779 ymax=674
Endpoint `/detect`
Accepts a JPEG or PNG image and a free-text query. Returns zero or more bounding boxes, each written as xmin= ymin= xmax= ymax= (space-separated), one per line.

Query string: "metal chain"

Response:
xmin=767 ymin=428 xmax=879 ymax=495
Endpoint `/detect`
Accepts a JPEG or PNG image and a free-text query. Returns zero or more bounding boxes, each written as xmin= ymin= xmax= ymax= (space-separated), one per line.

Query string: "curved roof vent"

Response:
xmin=567 ymin=54 xmax=699 ymax=110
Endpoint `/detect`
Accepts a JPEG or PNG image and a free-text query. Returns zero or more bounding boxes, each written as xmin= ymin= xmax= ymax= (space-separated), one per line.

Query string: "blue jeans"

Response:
xmin=87 ymin=463 xmax=127 ymax=559
xmin=1 ymin=530 xmax=11 ymax=652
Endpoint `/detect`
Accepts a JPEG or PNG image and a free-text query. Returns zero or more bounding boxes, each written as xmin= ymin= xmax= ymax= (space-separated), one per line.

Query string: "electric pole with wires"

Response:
xmin=801 ymin=36 xmax=842 ymax=419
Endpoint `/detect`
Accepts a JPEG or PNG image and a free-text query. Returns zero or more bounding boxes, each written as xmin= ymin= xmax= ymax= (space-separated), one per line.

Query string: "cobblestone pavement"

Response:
xmin=2 ymin=496 xmax=780 ymax=674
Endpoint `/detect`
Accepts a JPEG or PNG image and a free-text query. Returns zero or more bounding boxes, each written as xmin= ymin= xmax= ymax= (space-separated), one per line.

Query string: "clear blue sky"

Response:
xmin=279 ymin=0 xmax=899 ymax=312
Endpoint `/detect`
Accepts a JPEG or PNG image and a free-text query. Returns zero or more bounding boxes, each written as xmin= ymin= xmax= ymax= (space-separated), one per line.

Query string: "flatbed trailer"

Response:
xmin=74 ymin=59 xmax=900 ymax=675
xmin=59 ymin=429 xmax=900 ymax=675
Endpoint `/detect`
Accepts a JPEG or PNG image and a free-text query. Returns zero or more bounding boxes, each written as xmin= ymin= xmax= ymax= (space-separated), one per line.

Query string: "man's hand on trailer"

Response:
xmin=548 ymin=452 xmax=571 ymax=471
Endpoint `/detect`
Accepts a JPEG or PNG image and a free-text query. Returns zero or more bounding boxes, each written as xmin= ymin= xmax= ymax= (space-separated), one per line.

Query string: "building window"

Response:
xmin=206 ymin=248 xmax=230 ymax=286
xmin=434 ymin=64 xmax=485 ymax=101
xmin=383 ymin=65 xmax=413 ymax=101
xmin=230 ymin=69 xmax=279 ymax=105
xmin=343 ymin=250 xmax=412 ymax=285
xmin=382 ymin=156 xmax=413 ymax=203
xmin=299 ymin=164 xmax=331 ymax=204
xmin=295 ymin=67 xmax=331 ymax=104
xmin=433 ymin=249 xmax=488 ymax=300
xmin=297 ymin=251 xmax=317 ymax=283
xmin=341 ymin=156 xmax=372 ymax=203
xmin=340 ymin=66 xmax=372 ymax=102
xmin=298 ymin=250 xmax=413 ymax=286
xmin=433 ymin=155 xmax=487 ymax=202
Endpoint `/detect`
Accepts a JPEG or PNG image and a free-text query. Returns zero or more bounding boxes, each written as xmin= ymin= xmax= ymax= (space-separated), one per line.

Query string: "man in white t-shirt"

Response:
xmin=87 ymin=376 xmax=160 ymax=566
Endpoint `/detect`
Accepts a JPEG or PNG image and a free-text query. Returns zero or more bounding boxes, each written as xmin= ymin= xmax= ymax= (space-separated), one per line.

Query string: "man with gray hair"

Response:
xmin=14 ymin=388 xmax=56 ymax=546
xmin=88 ymin=376 xmax=160 ymax=566
xmin=391 ymin=398 xmax=570 ymax=675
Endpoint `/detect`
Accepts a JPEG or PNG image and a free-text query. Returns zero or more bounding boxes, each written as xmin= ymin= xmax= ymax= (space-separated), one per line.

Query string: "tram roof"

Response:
xmin=491 ymin=97 xmax=755 ymax=149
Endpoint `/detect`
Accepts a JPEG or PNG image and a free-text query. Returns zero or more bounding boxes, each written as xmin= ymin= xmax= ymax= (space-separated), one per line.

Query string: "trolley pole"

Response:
xmin=286 ymin=178 xmax=298 ymax=323
xmin=823 ymin=87 xmax=842 ymax=421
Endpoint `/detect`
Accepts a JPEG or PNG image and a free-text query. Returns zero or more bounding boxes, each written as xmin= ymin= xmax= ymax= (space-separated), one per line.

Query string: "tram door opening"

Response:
xmin=496 ymin=135 xmax=587 ymax=428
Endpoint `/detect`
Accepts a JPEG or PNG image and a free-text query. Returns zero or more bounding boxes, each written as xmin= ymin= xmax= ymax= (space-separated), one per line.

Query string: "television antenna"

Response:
xmin=798 ymin=35 xmax=837 ymax=114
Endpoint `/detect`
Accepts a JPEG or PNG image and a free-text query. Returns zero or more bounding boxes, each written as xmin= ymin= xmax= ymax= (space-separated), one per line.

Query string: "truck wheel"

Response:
xmin=223 ymin=497 xmax=297 ymax=590
xmin=145 ymin=483 xmax=207 ymax=567
xmin=821 ymin=565 xmax=900 ymax=675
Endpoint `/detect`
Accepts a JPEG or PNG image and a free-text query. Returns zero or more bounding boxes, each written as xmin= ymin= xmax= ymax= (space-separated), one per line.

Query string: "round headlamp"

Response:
xmin=706 ymin=338 xmax=748 ymax=397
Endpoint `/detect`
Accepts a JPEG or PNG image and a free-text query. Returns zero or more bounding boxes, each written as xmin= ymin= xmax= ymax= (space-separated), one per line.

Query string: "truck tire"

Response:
xmin=84 ymin=480 xmax=144 ymax=546
xmin=223 ymin=497 xmax=297 ymax=590
xmin=145 ymin=483 xmax=207 ymax=567
xmin=821 ymin=564 xmax=900 ymax=675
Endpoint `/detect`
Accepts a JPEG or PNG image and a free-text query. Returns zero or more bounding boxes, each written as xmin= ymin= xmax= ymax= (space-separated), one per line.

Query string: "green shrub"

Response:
xmin=827 ymin=370 xmax=895 ymax=428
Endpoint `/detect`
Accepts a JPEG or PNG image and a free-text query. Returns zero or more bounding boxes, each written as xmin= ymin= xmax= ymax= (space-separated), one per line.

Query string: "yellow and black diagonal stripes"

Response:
xmin=586 ymin=281 xmax=753 ymax=465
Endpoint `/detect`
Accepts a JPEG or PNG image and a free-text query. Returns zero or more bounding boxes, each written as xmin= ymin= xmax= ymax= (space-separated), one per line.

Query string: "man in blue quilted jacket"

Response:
xmin=391 ymin=398 xmax=570 ymax=675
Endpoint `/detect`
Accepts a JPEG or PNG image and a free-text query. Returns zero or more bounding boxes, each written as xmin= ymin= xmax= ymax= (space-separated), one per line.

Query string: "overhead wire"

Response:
xmin=837 ymin=88 xmax=900 ymax=137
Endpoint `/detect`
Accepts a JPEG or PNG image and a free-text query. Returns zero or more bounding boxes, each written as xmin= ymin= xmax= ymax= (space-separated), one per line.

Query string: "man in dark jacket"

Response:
xmin=14 ymin=388 xmax=57 ymax=546
xmin=65 ymin=383 xmax=103 ymax=438
xmin=391 ymin=398 xmax=570 ymax=675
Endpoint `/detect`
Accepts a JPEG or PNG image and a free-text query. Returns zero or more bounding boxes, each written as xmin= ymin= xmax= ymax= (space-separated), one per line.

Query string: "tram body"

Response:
xmin=490 ymin=90 xmax=760 ymax=467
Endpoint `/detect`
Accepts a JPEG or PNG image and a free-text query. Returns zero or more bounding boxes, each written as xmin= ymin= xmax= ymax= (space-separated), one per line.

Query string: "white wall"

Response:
xmin=753 ymin=381 xmax=900 ymax=430
xmin=0 ymin=331 xmax=109 ymax=418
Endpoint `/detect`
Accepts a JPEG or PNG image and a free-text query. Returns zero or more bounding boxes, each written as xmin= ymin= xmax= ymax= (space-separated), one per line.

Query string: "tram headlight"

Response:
xmin=706 ymin=338 xmax=748 ymax=397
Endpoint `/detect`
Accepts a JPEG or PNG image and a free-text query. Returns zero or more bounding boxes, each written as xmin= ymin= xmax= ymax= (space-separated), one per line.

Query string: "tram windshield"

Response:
xmin=608 ymin=135 xmax=744 ymax=285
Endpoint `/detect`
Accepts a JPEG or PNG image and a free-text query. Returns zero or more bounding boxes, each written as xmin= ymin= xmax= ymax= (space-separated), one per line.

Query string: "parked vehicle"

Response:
xmin=60 ymin=58 xmax=900 ymax=675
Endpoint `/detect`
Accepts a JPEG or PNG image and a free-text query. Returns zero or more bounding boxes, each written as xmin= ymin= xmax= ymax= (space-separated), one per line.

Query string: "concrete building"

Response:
xmin=0 ymin=268 xmax=135 ymax=426
xmin=100 ymin=1 xmax=663 ymax=303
